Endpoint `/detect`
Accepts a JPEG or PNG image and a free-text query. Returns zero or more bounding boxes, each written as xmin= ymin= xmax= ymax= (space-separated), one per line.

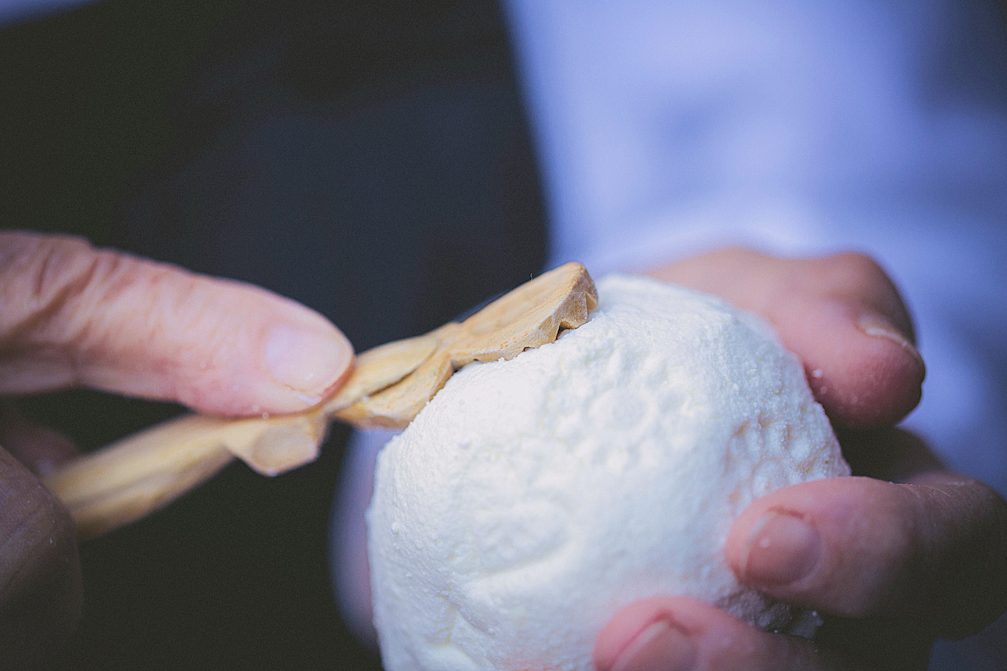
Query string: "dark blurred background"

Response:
xmin=1 ymin=1 xmax=546 ymax=668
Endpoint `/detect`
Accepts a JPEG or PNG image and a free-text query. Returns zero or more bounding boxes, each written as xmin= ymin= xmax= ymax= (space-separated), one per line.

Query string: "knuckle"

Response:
xmin=0 ymin=234 xmax=95 ymax=345
xmin=0 ymin=230 xmax=172 ymax=352
xmin=820 ymin=251 xmax=890 ymax=288
xmin=956 ymin=480 xmax=1007 ymax=616
xmin=813 ymin=250 xmax=915 ymax=336
xmin=804 ymin=480 xmax=923 ymax=618
xmin=898 ymin=479 xmax=1007 ymax=636
xmin=2 ymin=230 xmax=224 ymax=391
xmin=0 ymin=234 xmax=156 ymax=382
xmin=882 ymin=484 xmax=934 ymax=591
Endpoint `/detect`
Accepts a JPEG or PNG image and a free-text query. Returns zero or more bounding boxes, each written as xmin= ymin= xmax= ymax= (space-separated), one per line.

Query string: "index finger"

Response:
xmin=0 ymin=231 xmax=353 ymax=416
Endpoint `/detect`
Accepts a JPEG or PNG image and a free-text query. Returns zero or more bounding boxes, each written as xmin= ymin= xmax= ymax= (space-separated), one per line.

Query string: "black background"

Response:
xmin=1 ymin=1 xmax=546 ymax=667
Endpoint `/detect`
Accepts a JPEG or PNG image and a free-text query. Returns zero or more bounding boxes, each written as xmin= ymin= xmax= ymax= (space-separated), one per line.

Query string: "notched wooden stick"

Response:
xmin=44 ymin=262 xmax=598 ymax=539
xmin=337 ymin=262 xmax=599 ymax=427
xmin=322 ymin=326 xmax=450 ymax=416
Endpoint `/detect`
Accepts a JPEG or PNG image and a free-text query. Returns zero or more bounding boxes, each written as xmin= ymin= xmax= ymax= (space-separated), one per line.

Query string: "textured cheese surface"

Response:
xmin=368 ymin=275 xmax=848 ymax=671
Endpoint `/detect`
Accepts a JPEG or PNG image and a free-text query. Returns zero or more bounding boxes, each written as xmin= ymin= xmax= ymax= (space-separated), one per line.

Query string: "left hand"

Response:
xmin=593 ymin=248 xmax=1007 ymax=671
xmin=0 ymin=231 xmax=355 ymax=667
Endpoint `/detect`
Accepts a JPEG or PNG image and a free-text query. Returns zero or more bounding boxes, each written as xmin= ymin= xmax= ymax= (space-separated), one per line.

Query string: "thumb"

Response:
xmin=726 ymin=468 xmax=1007 ymax=638
xmin=0 ymin=232 xmax=353 ymax=416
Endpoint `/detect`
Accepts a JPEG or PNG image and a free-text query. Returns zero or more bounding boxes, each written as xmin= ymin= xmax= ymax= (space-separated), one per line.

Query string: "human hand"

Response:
xmin=593 ymin=248 xmax=1007 ymax=670
xmin=0 ymin=231 xmax=353 ymax=667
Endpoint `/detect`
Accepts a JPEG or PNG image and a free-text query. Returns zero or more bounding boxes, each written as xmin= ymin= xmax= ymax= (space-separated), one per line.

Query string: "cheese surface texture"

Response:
xmin=368 ymin=274 xmax=848 ymax=671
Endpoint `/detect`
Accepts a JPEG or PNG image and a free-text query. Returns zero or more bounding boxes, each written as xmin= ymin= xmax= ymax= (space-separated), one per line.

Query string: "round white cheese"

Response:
xmin=368 ymin=274 xmax=848 ymax=671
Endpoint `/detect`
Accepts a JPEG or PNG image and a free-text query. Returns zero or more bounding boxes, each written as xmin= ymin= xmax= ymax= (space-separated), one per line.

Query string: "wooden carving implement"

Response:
xmin=44 ymin=262 xmax=598 ymax=539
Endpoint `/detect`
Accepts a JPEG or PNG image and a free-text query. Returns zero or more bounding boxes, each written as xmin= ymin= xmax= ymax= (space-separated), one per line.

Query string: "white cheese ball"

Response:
xmin=368 ymin=274 xmax=849 ymax=671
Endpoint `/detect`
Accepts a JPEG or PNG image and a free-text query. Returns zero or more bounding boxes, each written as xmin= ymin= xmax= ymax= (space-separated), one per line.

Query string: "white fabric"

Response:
xmin=501 ymin=3 xmax=1007 ymax=667
xmin=505 ymin=0 xmax=1007 ymax=499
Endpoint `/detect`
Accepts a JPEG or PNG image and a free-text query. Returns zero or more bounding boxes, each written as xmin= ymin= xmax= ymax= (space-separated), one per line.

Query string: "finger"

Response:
xmin=594 ymin=596 xmax=850 ymax=671
xmin=0 ymin=231 xmax=353 ymax=416
xmin=652 ymin=248 xmax=925 ymax=429
xmin=726 ymin=473 xmax=1007 ymax=637
xmin=0 ymin=446 xmax=81 ymax=668
xmin=0 ymin=403 xmax=77 ymax=476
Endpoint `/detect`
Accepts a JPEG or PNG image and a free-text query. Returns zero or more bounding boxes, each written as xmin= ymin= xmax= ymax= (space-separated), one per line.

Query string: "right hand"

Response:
xmin=594 ymin=248 xmax=1005 ymax=671
xmin=0 ymin=231 xmax=354 ymax=667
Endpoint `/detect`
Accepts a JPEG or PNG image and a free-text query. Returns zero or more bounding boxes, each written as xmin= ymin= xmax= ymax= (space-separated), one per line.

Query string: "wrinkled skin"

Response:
xmin=0 ymin=231 xmax=353 ymax=668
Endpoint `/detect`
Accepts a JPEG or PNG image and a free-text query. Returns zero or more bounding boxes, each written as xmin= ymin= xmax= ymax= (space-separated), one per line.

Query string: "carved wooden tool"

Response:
xmin=44 ymin=262 xmax=598 ymax=539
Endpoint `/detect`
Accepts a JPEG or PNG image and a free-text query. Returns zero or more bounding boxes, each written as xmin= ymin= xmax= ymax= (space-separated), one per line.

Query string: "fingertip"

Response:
xmin=725 ymin=478 xmax=862 ymax=581
xmin=595 ymin=597 xmax=827 ymax=671
xmin=2 ymin=236 xmax=359 ymax=417
xmin=131 ymin=278 xmax=355 ymax=418
xmin=258 ymin=314 xmax=355 ymax=410
xmin=177 ymin=298 xmax=355 ymax=417
xmin=726 ymin=477 xmax=919 ymax=618
xmin=594 ymin=598 xmax=702 ymax=671
xmin=594 ymin=599 xmax=670 ymax=670
xmin=850 ymin=310 xmax=925 ymax=420
xmin=725 ymin=480 xmax=833 ymax=588
xmin=775 ymin=298 xmax=924 ymax=429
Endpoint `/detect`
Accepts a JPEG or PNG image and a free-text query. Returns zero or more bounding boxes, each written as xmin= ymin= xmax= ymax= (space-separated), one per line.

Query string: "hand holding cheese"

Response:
xmin=594 ymin=249 xmax=1006 ymax=671
xmin=362 ymin=249 xmax=1006 ymax=671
